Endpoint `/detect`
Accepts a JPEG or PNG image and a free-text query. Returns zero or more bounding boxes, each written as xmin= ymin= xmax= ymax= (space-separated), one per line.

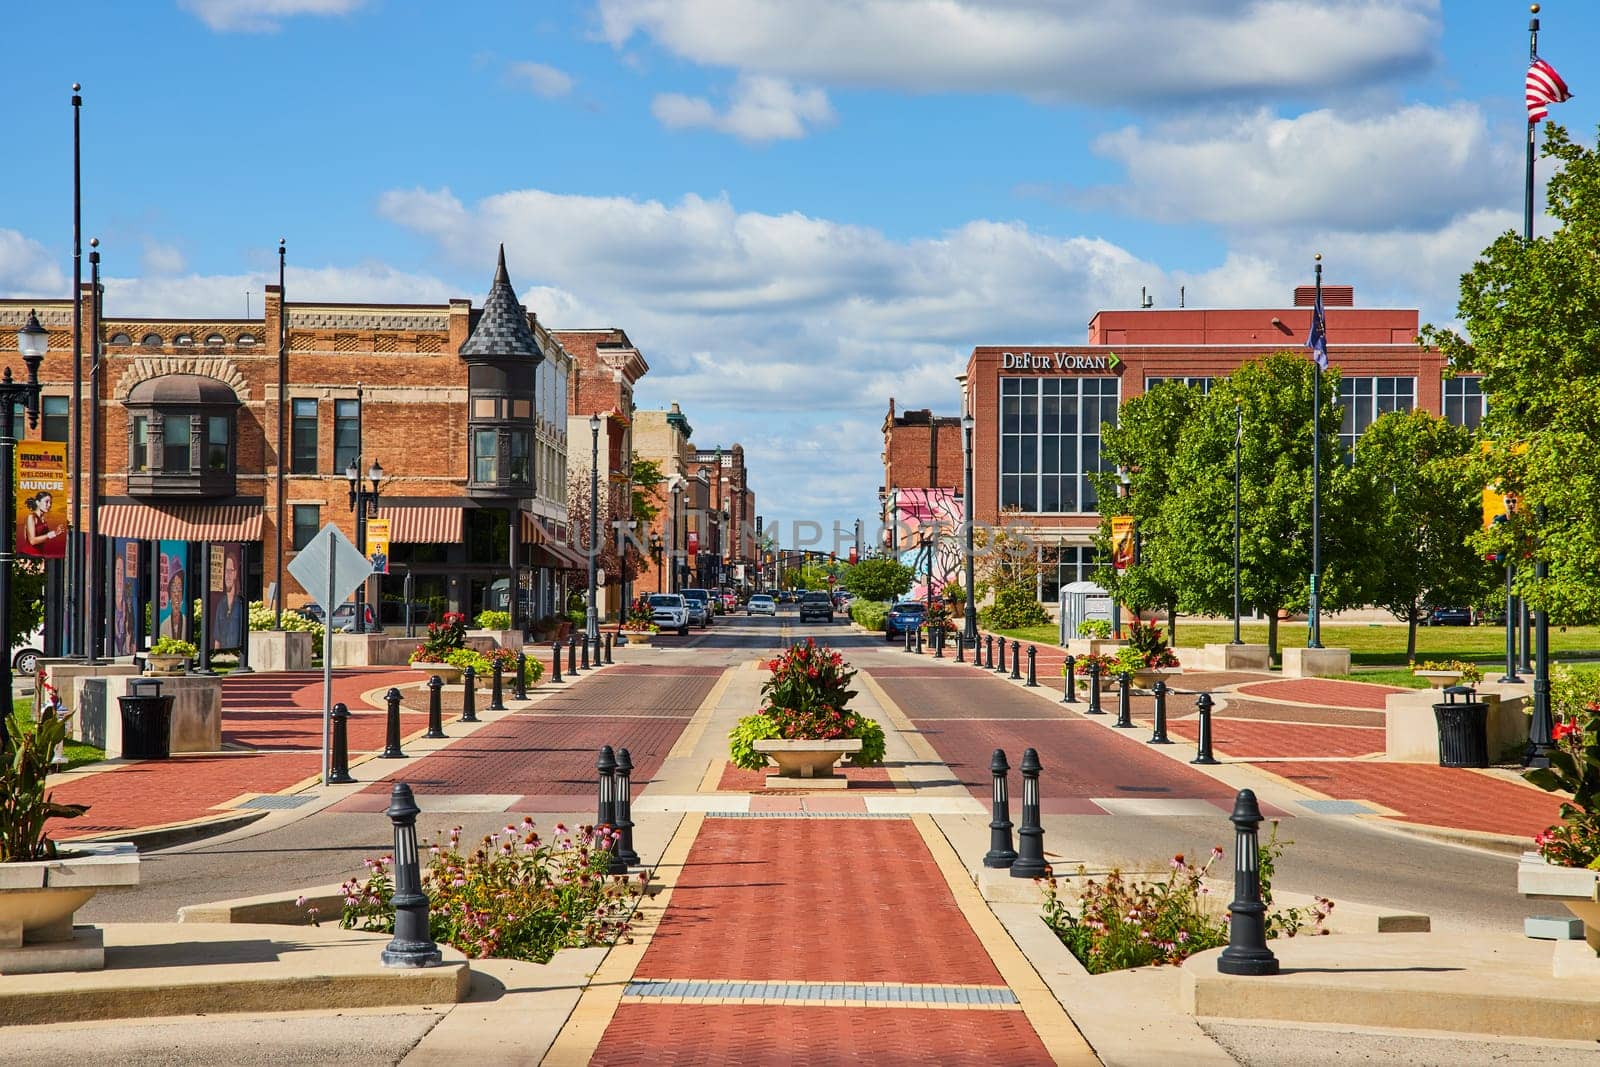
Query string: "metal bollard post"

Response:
xmin=604 ymin=632 xmax=614 ymax=664
xmin=425 ymin=675 xmax=446 ymax=739
xmin=1062 ymin=654 xmax=1078 ymax=704
xmin=552 ymin=642 xmax=564 ymax=683
xmin=955 ymin=632 xmax=966 ymax=663
xmin=915 ymin=624 xmax=924 ymax=654
xmin=1025 ymin=645 xmax=1038 ymax=687
xmin=612 ymin=748 xmax=640 ymax=872
xmin=983 ymin=749 xmax=1017 ymax=869
xmin=569 ymin=635 xmax=579 ymax=675
xmin=382 ymin=687 xmax=406 ymax=758
xmin=905 ymin=627 xmax=914 ymax=653
xmin=1009 ymin=640 xmax=1022 ymax=680
xmin=1010 ymin=748 xmax=1048 ymax=879
xmin=1086 ymin=659 xmax=1105 ymax=714
xmin=514 ymin=652 xmax=528 ymax=701
xmin=1192 ymin=692 xmax=1220 ymax=765
xmin=489 ymin=659 xmax=507 ymax=711
xmin=1217 ymin=789 xmax=1279 ymax=976
xmin=594 ymin=633 xmax=605 ymax=667
xmin=328 ymin=702 xmax=356 ymax=784
xmin=1149 ymin=679 xmax=1172 ymax=744
xmin=460 ymin=665 xmax=478 ymax=723
xmin=934 ymin=626 xmax=943 ymax=658
xmin=380 ymin=782 xmax=442 ymax=968
xmin=984 ymin=634 xmax=995 ymax=669
xmin=993 ymin=636 xmax=1008 ymax=674
xmin=596 ymin=745 xmax=617 ymax=829
xmin=581 ymin=635 xmax=591 ymax=671
xmin=1115 ymin=672 xmax=1134 ymax=728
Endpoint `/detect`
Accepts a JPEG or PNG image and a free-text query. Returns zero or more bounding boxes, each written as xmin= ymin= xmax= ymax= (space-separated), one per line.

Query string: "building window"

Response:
xmin=204 ymin=333 xmax=226 ymax=346
xmin=109 ymin=332 xmax=131 ymax=346
xmin=41 ymin=396 xmax=68 ymax=442
xmin=291 ymin=399 xmax=317 ymax=474
xmin=162 ymin=416 xmax=191 ymax=472
xmin=509 ymin=431 xmax=531 ymax=486
xmin=174 ymin=333 xmax=193 ymax=346
xmin=141 ymin=333 xmax=163 ymax=347
xmin=999 ymin=376 xmax=1119 ymax=514
xmin=207 ymin=416 xmax=230 ymax=472
xmin=473 ymin=429 xmax=499 ymax=483
xmin=123 ymin=374 xmax=239 ymax=496
xmin=1040 ymin=545 xmax=1101 ymax=603
xmin=333 ymin=398 xmax=360 ymax=473
xmin=131 ymin=416 xmax=150 ymax=472
xmin=237 ymin=333 xmax=257 ymax=346
xmin=292 ymin=505 xmax=320 ymax=550
xmin=1443 ymin=376 xmax=1485 ymax=430
xmin=1145 ymin=376 xmax=1213 ymax=394
xmin=1338 ymin=376 xmax=1415 ymax=451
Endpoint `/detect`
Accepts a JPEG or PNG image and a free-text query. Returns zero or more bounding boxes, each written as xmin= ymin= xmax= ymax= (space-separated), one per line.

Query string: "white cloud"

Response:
xmin=0 ymin=230 xmax=67 ymax=297
xmin=600 ymin=0 xmax=1439 ymax=105
xmin=506 ymin=61 xmax=575 ymax=98
xmin=653 ymin=76 xmax=834 ymax=142
xmin=177 ymin=0 xmax=366 ymax=33
xmin=141 ymin=241 xmax=187 ymax=275
xmin=98 ymin=261 xmax=462 ymax=318
xmin=1091 ymin=104 xmax=1514 ymax=231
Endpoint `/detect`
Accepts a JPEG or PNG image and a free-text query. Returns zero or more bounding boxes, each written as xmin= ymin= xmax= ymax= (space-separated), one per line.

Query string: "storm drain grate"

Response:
xmin=623 ymin=979 xmax=1018 ymax=1006
xmin=240 ymin=794 xmax=316 ymax=810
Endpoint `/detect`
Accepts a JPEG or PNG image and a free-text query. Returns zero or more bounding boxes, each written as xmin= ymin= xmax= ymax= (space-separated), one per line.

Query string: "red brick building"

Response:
xmin=686 ymin=444 xmax=757 ymax=590
xmin=961 ymin=287 xmax=1482 ymax=603
xmin=878 ymin=400 xmax=963 ymax=556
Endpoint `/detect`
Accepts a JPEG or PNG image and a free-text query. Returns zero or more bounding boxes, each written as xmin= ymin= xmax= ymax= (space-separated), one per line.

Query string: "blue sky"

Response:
xmin=3 ymin=1 xmax=1597 ymax=538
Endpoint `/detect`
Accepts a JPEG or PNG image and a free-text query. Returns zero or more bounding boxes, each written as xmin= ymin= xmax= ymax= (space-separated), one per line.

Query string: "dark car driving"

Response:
xmin=885 ymin=601 xmax=926 ymax=642
xmin=798 ymin=591 xmax=835 ymax=623
xmin=1426 ymin=606 xmax=1474 ymax=627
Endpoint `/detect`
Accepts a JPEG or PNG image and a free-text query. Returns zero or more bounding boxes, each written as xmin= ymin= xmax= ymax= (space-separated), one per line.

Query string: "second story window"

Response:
xmin=124 ymin=373 xmax=239 ymax=498
xmin=41 ymin=396 xmax=68 ymax=442
xmin=1444 ymin=376 xmax=1485 ymax=430
xmin=466 ymin=364 xmax=535 ymax=495
xmin=291 ymin=399 xmax=317 ymax=474
xmin=474 ymin=429 xmax=499 ymax=482
xmin=333 ymin=398 xmax=360 ymax=473
xmin=162 ymin=416 xmax=190 ymax=471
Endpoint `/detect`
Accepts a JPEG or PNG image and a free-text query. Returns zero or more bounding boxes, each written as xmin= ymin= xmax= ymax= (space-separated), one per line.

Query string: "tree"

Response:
xmin=1159 ymin=353 xmax=1368 ymax=659
xmin=971 ymin=506 xmax=1047 ymax=600
xmin=629 ymin=454 xmax=664 ymax=525
xmin=1351 ymin=410 xmax=1493 ymax=659
xmin=842 ymin=557 xmax=914 ymax=602
xmin=1421 ymin=124 xmax=1600 ymax=623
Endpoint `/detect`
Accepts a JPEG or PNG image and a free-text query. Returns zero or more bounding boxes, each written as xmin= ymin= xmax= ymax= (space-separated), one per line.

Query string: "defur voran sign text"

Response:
xmin=1000 ymin=351 xmax=1122 ymax=372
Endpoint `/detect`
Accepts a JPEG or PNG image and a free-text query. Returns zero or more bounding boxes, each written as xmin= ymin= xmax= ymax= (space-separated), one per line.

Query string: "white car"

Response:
xmin=746 ymin=594 xmax=777 ymax=616
xmin=649 ymin=594 xmax=691 ymax=636
xmin=12 ymin=626 xmax=43 ymax=675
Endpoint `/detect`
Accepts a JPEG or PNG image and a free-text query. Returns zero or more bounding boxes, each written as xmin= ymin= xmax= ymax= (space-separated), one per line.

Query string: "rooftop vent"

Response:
xmin=1294 ymin=285 xmax=1353 ymax=307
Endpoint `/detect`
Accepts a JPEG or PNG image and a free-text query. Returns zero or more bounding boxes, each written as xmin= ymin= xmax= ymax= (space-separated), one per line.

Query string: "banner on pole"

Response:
xmin=209 ymin=544 xmax=246 ymax=650
xmin=366 ymin=517 xmax=391 ymax=575
xmin=1110 ymin=516 xmax=1136 ymax=572
xmin=15 ymin=440 xmax=67 ymax=560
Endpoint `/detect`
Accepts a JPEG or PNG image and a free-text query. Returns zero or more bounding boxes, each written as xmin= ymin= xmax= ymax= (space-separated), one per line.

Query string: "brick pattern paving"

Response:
xmin=1268 ymin=761 xmax=1562 ymax=838
xmin=871 ymin=672 xmax=1087 ymax=720
xmin=1165 ymin=719 xmax=1386 ymax=759
xmin=1205 ymin=697 xmax=1384 ymax=728
xmin=717 ymin=761 xmax=894 ymax=792
xmin=532 ymin=675 xmax=716 ymax=717
xmin=1236 ymin=678 xmax=1406 ymax=709
xmin=50 ymin=753 xmax=320 ymax=839
xmin=221 ymin=668 xmax=420 ymax=712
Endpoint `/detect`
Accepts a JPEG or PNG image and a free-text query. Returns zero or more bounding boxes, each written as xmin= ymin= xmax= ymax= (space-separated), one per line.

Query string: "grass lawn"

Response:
xmin=989 ymin=620 xmax=1600 ymax=667
xmin=10 ymin=697 xmax=104 ymax=770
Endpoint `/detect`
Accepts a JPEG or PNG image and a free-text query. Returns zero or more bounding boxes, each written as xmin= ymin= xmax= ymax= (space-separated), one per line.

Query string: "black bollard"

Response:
xmin=596 ymin=745 xmax=617 ymax=829
xmin=1115 ymin=672 xmax=1134 ymax=728
xmin=581 ymin=634 xmax=591 ymax=671
xmin=568 ymin=635 xmax=579 ymax=676
xmin=380 ymin=783 xmax=442 ymax=968
xmin=993 ymin=636 xmax=1008 ymax=674
xmin=956 ymin=632 xmax=966 ymax=662
xmin=1025 ymin=645 xmax=1038 ymax=687
xmin=984 ymin=634 xmax=995 ymax=669
xmin=612 ymin=748 xmax=640 ymax=872
xmin=552 ymin=642 xmax=564 ymax=684
xmin=1009 ymin=640 xmax=1022 ymax=680
xmin=1217 ymin=789 xmax=1279 ymax=976
xmin=1086 ymin=659 xmax=1104 ymax=715
xmin=1149 ymin=679 xmax=1172 ymax=744
xmin=489 ymin=659 xmax=507 ymax=711
xmin=1062 ymin=654 xmax=1078 ymax=704
xmin=604 ymin=632 xmax=614 ymax=664
xmin=1192 ymin=692 xmax=1219 ymax=765
xmin=514 ymin=652 xmax=528 ymax=701
xmin=594 ymin=633 xmax=604 ymax=667
xmin=460 ymin=665 xmax=478 ymax=723
xmin=934 ymin=626 xmax=943 ymax=658
xmin=328 ymin=702 xmax=356 ymax=784
xmin=381 ymin=687 xmax=406 ymax=758
xmin=983 ymin=749 xmax=1017 ymax=869
xmin=905 ymin=627 xmax=914 ymax=653
xmin=425 ymin=675 xmax=446 ymax=739
xmin=915 ymin=624 xmax=924 ymax=654
xmin=1010 ymin=748 xmax=1048 ymax=879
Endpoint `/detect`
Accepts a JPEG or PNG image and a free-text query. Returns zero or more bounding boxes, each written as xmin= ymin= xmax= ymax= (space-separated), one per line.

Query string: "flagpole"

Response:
xmin=1525 ymin=5 xmax=1539 ymax=243
xmin=1309 ymin=255 xmax=1322 ymax=650
xmin=1525 ymin=3 xmax=1555 ymax=768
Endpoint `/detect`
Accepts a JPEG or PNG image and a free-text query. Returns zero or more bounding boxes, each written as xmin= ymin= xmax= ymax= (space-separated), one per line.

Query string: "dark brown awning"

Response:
xmin=98 ymin=504 xmax=263 ymax=541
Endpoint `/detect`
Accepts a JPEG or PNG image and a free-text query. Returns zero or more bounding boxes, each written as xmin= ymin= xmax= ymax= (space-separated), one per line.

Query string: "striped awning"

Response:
xmin=520 ymin=511 xmax=585 ymax=571
xmin=376 ymin=506 xmax=463 ymax=544
xmin=99 ymin=504 xmax=264 ymax=542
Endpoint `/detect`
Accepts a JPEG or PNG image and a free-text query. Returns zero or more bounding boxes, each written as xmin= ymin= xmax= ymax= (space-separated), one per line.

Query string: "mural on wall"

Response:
xmin=892 ymin=488 xmax=965 ymax=602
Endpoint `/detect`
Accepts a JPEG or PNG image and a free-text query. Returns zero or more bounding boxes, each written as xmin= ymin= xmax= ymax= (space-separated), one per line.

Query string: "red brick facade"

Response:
xmin=879 ymin=400 xmax=963 ymax=553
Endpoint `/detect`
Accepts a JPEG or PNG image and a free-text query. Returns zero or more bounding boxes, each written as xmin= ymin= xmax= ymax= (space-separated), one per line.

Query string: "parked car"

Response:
xmin=12 ymin=626 xmax=43 ymax=675
xmin=680 ymin=589 xmax=714 ymax=627
xmin=885 ymin=601 xmax=927 ymax=642
xmin=648 ymin=593 xmax=691 ymax=636
xmin=1426 ymin=606 xmax=1474 ymax=627
xmin=721 ymin=591 xmax=738 ymax=612
xmin=298 ymin=602 xmax=373 ymax=632
xmin=746 ymin=594 xmax=777 ymax=616
xmin=798 ymin=590 xmax=835 ymax=623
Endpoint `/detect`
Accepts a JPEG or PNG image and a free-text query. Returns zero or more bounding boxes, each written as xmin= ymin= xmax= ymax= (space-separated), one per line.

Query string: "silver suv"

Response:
xmin=681 ymin=589 xmax=713 ymax=627
xmin=649 ymin=593 xmax=690 ymax=636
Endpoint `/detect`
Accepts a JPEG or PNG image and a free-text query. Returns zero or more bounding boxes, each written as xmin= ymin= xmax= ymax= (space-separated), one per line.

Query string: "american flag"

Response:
xmin=1527 ymin=58 xmax=1571 ymax=125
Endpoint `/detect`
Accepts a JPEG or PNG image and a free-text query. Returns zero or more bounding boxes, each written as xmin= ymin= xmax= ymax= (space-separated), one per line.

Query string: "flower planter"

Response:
xmin=1519 ymin=851 xmax=1600 ymax=953
xmin=0 ymin=842 xmax=140 ymax=973
xmin=410 ymin=661 xmax=463 ymax=685
xmin=144 ymin=654 xmax=188 ymax=676
xmin=753 ymin=738 xmax=863 ymax=786
xmin=1132 ymin=668 xmax=1180 ymax=690
xmin=619 ymin=630 xmax=654 ymax=647
xmin=1412 ymin=670 xmax=1466 ymax=689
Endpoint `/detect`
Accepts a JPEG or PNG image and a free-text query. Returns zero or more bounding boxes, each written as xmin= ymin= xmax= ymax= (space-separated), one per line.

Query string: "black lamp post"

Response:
xmin=962 ymin=411 xmax=977 ymax=644
xmin=650 ymin=532 xmax=663 ymax=593
xmin=615 ymin=516 xmax=637 ymax=645
xmin=344 ymin=455 xmax=383 ymax=633
xmin=1232 ymin=403 xmax=1243 ymax=645
xmin=1113 ymin=469 xmax=1130 ymax=638
xmin=670 ymin=479 xmax=682 ymax=593
xmin=587 ymin=414 xmax=600 ymax=642
xmin=3 ymin=312 xmax=48 ymax=741
xmin=1497 ymin=497 xmax=1521 ymax=685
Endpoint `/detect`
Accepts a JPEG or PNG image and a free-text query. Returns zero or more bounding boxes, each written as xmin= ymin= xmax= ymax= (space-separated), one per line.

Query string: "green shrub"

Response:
xmin=850 ymin=716 xmax=886 ymax=767
xmin=150 ymin=636 xmax=198 ymax=658
xmin=411 ymin=613 xmax=468 ymax=663
xmin=567 ymin=609 xmax=588 ymax=630
xmin=443 ymin=647 xmax=491 ymax=676
xmin=1076 ymin=618 xmax=1112 ymax=639
xmin=979 ymin=583 xmax=1051 ymax=630
xmin=248 ymin=601 xmax=324 ymax=645
xmin=0 ymin=706 xmax=88 ymax=861
xmin=729 ymin=713 xmax=782 ymax=770
xmin=474 ymin=610 xmax=513 ymax=631
xmin=850 ymin=600 xmax=890 ymax=632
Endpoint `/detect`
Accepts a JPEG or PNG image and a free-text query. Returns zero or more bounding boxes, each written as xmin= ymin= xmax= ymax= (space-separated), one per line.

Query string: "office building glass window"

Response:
xmin=41 ymin=396 xmax=68 ymax=442
xmin=333 ymin=398 xmax=360 ymax=473
xmin=1000 ymin=376 xmax=1119 ymax=514
xmin=1338 ymin=376 xmax=1414 ymax=451
xmin=131 ymin=416 xmax=150 ymax=472
xmin=1040 ymin=545 xmax=1101 ymax=603
xmin=473 ymin=429 xmax=498 ymax=483
xmin=1444 ymin=376 xmax=1485 ymax=430
xmin=291 ymin=399 xmax=317 ymax=474
xmin=1144 ymin=376 xmax=1213 ymax=394
xmin=292 ymin=505 xmax=320 ymax=551
xmin=163 ymin=416 xmax=191 ymax=472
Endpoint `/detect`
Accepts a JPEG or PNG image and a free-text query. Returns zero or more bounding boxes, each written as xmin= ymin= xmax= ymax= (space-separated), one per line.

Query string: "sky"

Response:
xmin=3 ymin=0 xmax=1597 ymax=540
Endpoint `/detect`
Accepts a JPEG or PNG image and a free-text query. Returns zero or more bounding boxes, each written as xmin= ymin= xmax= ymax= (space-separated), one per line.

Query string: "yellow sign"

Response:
xmin=1110 ymin=515 xmax=1136 ymax=572
xmin=366 ymin=518 xmax=391 ymax=575
xmin=1482 ymin=486 xmax=1518 ymax=530
xmin=15 ymin=440 xmax=67 ymax=560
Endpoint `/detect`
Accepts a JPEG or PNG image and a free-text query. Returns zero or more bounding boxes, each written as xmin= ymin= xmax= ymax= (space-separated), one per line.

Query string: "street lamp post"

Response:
xmin=962 ymin=412 xmax=977 ymax=644
xmin=650 ymin=532 xmax=663 ymax=593
xmin=1232 ymin=404 xmax=1243 ymax=645
xmin=1113 ymin=469 xmax=1131 ymax=638
xmin=615 ymin=516 xmax=637 ymax=645
xmin=4 ymin=313 xmax=48 ymax=746
xmin=587 ymin=414 xmax=600 ymax=642
xmin=1496 ymin=495 xmax=1520 ymax=684
xmin=670 ymin=480 xmax=682 ymax=593
xmin=345 ymin=457 xmax=384 ymax=633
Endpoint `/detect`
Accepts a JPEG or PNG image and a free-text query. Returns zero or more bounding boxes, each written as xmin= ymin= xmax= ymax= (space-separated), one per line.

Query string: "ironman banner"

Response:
xmin=15 ymin=440 xmax=67 ymax=559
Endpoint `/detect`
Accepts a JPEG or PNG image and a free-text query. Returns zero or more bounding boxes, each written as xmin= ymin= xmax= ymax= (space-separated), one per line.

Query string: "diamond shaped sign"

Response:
xmin=288 ymin=523 xmax=371 ymax=613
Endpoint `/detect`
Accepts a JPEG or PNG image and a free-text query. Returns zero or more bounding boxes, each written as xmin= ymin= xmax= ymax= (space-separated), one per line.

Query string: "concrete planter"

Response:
xmin=0 ymin=842 xmax=140 ymax=973
xmin=410 ymin=661 xmax=463 ymax=685
xmin=248 ymin=629 xmax=313 ymax=671
xmin=1519 ymin=851 xmax=1600 ymax=954
xmin=1282 ymin=646 xmax=1352 ymax=678
xmin=143 ymin=655 xmax=188 ymax=676
xmin=1066 ymin=638 xmax=1127 ymax=658
xmin=1413 ymin=670 xmax=1469 ymax=689
xmin=618 ymin=630 xmax=654 ymax=647
xmin=1132 ymin=668 xmax=1180 ymax=690
xmin=753 ymin=738 xmax=863 ymax=786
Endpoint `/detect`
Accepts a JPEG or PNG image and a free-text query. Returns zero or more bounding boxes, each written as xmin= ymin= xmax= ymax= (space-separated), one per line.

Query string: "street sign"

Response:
xmin=288 ymin=523 xmax=369 ymax=612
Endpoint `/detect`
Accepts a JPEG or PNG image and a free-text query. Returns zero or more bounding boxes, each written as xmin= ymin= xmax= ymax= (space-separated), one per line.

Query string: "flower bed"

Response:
xmin=728 ymin=641 xmax=886 ymax=771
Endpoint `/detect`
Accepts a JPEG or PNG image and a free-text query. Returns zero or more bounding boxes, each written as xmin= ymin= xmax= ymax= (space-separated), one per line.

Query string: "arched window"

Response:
xmin=109 ymin=332 xmax=132 ymax=345
xmin=141 ymin=333 xmax=164 ymax=347
xmin=174 ymin=333 xmax=194 ymax=346
xmin=236 ymin=333 xmax=257 ymax=347
xmin=204 ymin=333 xmax=226 ymax=346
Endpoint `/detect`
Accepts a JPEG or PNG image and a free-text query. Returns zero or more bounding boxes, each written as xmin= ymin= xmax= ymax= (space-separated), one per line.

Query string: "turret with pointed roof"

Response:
xmin=459 ymin=245 xmax=543 ymax=363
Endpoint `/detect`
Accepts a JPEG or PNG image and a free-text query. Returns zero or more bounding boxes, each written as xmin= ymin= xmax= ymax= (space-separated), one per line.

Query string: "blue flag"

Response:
xmin=1306 ymin=286 xmax=1328 ymax=370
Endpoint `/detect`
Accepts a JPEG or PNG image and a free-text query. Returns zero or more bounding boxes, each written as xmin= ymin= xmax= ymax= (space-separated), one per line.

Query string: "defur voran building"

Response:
xmin=960 ymin=286 xmax=1481 ymax=603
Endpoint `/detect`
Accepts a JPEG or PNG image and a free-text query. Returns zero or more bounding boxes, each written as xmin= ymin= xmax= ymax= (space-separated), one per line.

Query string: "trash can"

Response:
xmin=119 ymin=678 xmax=173 ymax=760
xmin=1433 ymin=684 xmax=1488 ymax=768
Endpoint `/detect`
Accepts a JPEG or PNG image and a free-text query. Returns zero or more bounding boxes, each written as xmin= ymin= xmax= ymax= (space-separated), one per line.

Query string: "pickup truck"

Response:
xmin=649 ymin=593 xmax=691 ymax=636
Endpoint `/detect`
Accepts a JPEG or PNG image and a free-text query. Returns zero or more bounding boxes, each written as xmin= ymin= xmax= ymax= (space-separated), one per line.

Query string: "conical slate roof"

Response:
xmin=459 ymin=245 xmax=542 ymax=361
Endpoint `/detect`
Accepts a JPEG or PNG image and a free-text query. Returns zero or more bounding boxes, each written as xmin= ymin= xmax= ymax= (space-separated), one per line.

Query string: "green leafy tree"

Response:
xmin=842 ymin=557 xmax=914 ymax=602
xmin=12 ymin=561 xmax=44 ymax=640
xmin=1420 ymin=124 xmax=1600 ymax=623
xmin=629 ymin=454 xmax=665 ymax=524
xmin=1350 ymin=410 xmax=1493 ymax=659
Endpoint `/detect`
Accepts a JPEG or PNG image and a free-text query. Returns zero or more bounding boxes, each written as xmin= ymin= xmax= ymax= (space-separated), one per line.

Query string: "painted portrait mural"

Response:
xmin=891 ymin=488 xmax=965 ymax=602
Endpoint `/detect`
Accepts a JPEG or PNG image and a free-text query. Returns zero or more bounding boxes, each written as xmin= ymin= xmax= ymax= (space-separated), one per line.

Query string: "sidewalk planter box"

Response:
xmin=81 ymin=675 xmax=224 ymax=758
xmin=1281 ymin=646 xmax=1352 ymax=678
xmin=1132 ymin=668 xmax=1180 ymax=690
xmin=1519 ymin=852 xmax=1600 ymax=955
xmin=1203 ymin=643 xmax=1271 ymax=671
xmin=410 ymin=661 xmax=463 ymax=685
xmin=753 ymin=738 xmax=863 ymax=785
xmin=466 ymin=628 xmax=523 ymax=650
xmin=1066 ymin=638 xmax=1127 ymax=658
xmin=0 ymin=842 xmax=139 ymax=974
xmin=1413 ymin=669 xmax=1467 ymax=689
xmin=248 ymin=630 xmax=313 ymax=671
xmin=618 ymin=631 xmax=654 ymax=647
xmin=143 ymin=654 xmax=188 ymax=676
xmin=331 ymin=633 xmax=417 ymax=667
xmin=35 ymin=660 xmax=139 ymax=720
xmin=1383 ymin=687 xmax=1523 ymax=764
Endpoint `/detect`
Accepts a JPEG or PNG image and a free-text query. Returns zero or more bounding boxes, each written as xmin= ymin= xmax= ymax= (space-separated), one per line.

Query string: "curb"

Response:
xmin=1369 ymin=817 xmax=1531 ymax=858
xmin=72 ymin=807 xmax=270 ymax=852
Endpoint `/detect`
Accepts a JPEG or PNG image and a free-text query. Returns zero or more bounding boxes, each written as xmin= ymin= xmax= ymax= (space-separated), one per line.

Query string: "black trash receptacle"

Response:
xmin=1433 ymin=683 xmax=1488 ymax=768
xmin=119 ymin=678 xmax=174 ymax=760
